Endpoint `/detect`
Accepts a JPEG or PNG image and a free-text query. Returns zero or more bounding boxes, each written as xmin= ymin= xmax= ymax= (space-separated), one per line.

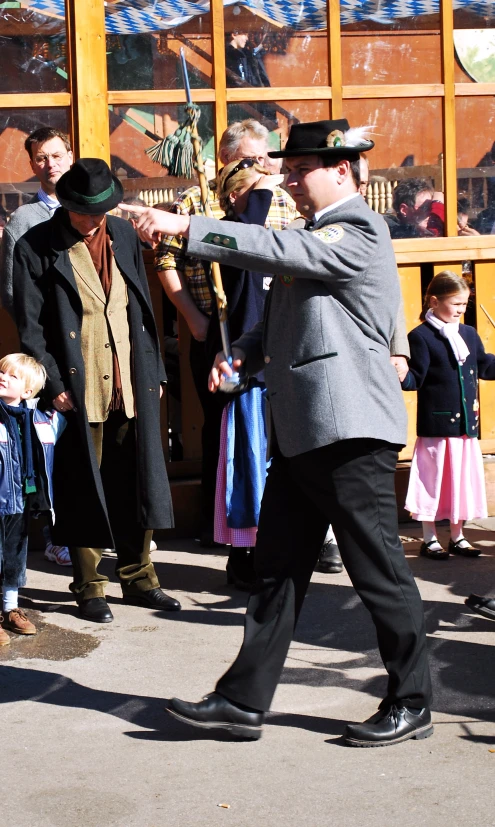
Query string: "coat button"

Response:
xmin=103 ymin=374 xmax=110 ymax=380
xmin=69 ymin=368 xmax=77 ymax=375
xmin=213 ymin=236 xmax=220 ymax=244
xmin=149 ymin=387 xmax=156 ymax=392
xmin=264 ymin=356 xmax=271 ymax=364
xmin=105 ymin=342 xmax=111 ymax=348
xmin=470 ymin=369 xmax=474 ymax=374
xmin=455 ymin=413 xmax=460 ymax=418
xmin=222 ymin=238 xmax=230 ymax=246
xmin=450 ymin=418 xmax=455 ymax=422
xmin=69 ymin=331 xmax=76 ymax=339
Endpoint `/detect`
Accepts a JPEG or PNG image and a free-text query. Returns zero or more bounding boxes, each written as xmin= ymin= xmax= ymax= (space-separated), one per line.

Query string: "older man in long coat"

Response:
xmin=12 ymin=158 xmax=180 ymax=623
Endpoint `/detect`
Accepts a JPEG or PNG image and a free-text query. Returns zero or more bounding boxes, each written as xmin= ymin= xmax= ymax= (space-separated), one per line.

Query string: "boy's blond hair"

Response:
xmin=0 ymin=353 xmax=46 ymax=399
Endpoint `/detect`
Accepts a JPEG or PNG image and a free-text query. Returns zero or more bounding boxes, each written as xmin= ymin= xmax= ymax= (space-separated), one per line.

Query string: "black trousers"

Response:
xmin=189 ymin=338 xmax=228 ymax=532
xmin=216 ymin=438 xmax=432 ymax=712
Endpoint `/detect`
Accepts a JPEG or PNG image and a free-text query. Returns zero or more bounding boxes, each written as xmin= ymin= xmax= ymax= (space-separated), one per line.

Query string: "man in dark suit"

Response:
xmin=12 ymin=159 xmax=181 ymax=623
xmin=125 ymin=120 xmax=433 ymax=748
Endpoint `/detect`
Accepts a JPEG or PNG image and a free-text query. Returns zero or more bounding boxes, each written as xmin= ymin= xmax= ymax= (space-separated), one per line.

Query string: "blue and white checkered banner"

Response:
xmin=18 ymin=1 xmax=495 ymax=33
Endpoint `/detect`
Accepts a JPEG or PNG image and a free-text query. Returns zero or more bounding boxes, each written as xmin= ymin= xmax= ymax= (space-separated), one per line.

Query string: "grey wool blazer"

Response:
xmin=0 ymin=195 xmax=52 ymax=316
xmin=186 ymin=194 xmax=408 ymax=458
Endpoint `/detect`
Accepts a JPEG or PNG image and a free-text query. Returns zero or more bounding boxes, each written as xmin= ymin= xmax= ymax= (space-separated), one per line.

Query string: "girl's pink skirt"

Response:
xmin=405 ymin=435 xmax=487 ymax=523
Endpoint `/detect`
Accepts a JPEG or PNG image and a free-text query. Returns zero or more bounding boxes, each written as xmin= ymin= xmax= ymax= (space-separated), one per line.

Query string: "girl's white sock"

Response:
xmin=451 ymin=521 xmax=469 ymax=546
xmin=2 ymin=588 xmax=19 ymax=613
xmin=422 ymin=522 xmax=443 ymax=551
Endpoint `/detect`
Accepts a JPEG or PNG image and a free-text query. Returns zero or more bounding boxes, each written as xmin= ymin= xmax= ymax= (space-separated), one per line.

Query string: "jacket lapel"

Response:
xmin=68 ymin=242 xmax=106 ymax=304
xmin=107 ymin=217 xmax=150 ymax=307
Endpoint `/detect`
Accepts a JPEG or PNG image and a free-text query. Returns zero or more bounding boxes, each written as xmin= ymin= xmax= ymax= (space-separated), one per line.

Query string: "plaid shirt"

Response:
xmin=154 ymin=184 xmax=299 ymax=315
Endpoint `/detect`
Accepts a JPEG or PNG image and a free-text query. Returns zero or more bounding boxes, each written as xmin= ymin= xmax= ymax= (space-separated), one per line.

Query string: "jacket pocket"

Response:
xmin=291 ymin=352 xmax=338 ymax=370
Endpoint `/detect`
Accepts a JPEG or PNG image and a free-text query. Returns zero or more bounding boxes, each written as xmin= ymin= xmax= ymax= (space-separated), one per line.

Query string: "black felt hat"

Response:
xmin=56 ymin=158 xmax=124 ymax=215
xmin=268 ymin=119 xmax=374 ymax=159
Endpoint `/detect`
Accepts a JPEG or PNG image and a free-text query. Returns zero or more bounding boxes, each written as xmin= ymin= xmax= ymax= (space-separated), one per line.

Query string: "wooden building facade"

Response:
xmin=1 ymin=0 xmax=495 ymax=527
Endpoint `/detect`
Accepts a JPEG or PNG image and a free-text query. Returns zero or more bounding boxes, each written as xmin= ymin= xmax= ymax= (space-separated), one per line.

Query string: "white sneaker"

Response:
xmin=44 ymin=543 xmax=72 ymax=566
xmin=150 ymin=539 xmax=157 ymax=551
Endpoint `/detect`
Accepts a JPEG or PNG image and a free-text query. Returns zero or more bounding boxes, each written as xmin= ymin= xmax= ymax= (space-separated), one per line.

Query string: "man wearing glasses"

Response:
xmin=0 ymin=127 xmax=73 ymax=317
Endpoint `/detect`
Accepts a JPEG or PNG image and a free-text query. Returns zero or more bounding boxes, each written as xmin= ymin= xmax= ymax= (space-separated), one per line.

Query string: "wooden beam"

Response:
xmin=440 ymin=0 xmax=457 ymax=237
xmin=68 ymin=0 xmax=110 ymax=161
xmin=109 ymin=90 xmax=216 ymax=105
xmin=343 ymin=84 xmax=444 ymax=99
xmin=398 ymin=264 xmax=423 ymax=461
xmin=226 ymin=86 xmax=333 ymax=102
xmin=0 ymin=93 xmax=71 ymax=108
xmin=328 ymin=0 xmax=342 ymax=118
xmin=455 ymin=83 xmax=495 ymax=96
xmin=211 ymin=0 xmax=227 ymax=160
xmin=475 ymin=262 xmax=495 ymax=440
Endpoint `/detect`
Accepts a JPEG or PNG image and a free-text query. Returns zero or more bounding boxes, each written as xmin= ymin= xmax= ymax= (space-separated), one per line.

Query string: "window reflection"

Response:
xmin=110 ymin=103 xmax=214 ymax=205
xmin=0 ymin=5 xmax=67 ymax=93
xmin=341 ymin=7 xmax=441 ymax=85
xmin=456 ymin=97 xmax=495 ymax=236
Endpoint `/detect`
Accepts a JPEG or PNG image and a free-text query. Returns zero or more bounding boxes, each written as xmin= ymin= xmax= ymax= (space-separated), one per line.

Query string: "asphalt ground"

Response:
xmin=2 ymin=521 xmax=494 ymax=827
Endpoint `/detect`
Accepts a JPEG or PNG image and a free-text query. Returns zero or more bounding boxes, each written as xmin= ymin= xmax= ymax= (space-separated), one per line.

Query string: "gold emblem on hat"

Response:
xmin=326 ymin=130 xmax=345 ymax=148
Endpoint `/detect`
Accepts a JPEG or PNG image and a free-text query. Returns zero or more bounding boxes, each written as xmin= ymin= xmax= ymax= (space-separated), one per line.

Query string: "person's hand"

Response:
xmin=254 ymin=173 xmax=284 ymax=191
xmin=53 ymin=390 xmax=76 ymax=412
xmin=390 ymin=355 xmax=409 ymax=382
xmin=458 ymin=225 xmax=480 ymax=237
xmin=208 ymin=347 xmax=246 ymax=392
xmin=118 ymin=203 xmax=190 ymax=245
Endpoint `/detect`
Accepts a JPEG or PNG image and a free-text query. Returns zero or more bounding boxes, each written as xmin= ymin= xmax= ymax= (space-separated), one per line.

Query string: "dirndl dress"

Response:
xmin=405 ymin=434 xmax=487 ymax=523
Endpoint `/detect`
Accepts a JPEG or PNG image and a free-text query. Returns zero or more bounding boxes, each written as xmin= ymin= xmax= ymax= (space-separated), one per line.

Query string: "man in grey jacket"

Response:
xmin=124 ymin=119 xmax=433 ymax=748
xmin=0 ymin=127 xmax=73 ymax=317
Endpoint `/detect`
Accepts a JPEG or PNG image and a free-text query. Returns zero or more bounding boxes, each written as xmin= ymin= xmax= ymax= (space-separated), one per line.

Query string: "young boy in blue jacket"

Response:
xmin=0 ymin=353 xmax=65 ymax=643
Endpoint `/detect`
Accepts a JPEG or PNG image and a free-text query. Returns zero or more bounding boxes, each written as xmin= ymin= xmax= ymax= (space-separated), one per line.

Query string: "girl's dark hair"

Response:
xmin=420 ymin=270 xmax=470 ymax=320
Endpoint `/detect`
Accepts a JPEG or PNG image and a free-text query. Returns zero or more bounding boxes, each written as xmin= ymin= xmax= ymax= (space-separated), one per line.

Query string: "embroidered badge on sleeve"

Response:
xmin=313 ymin=225 xmax=345 ymax=244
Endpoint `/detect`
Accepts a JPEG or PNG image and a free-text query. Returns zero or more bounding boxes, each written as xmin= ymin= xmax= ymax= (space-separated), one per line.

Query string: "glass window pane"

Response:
xmin=227 ymin=100 xmax=331 ymax=153
xmin=110 ymin=103 xmax=214 ymax=204
xmin=454 ymin=6 xmax=495 ymax=84
xmin=0 ymin=2 xmax=67 ymax=93
xmin=224 ymin=5 xmax=328 ymax=91
xmin=344 ymin=98 xmax=444 ymax=237
xmin=456 ymin=97 xmax=495 ymax=236
xmin=0 ymin=108 xmax=69 ymax=214
xmin=106 ymin=3 xmax=212 ymax=91
xmin=341 ymin=7 xmax=441 ymax=85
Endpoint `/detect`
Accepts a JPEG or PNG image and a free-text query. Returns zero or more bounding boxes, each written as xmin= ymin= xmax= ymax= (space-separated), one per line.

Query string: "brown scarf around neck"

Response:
xmin=83 ymin=217 xmax=124 ymax=411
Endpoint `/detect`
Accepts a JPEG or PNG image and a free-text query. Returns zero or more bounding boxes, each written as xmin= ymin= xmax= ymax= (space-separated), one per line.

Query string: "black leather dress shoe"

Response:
xmin=345 ymin=705 xmax=433 ymax=747
xmin=465 ymin=593 xmax=495 ymax=620
xmin=78 ymin=597 xmax=114 ymax=624
xmin=315 ymin=542 xmax=343 ymax=573
xmin=123 ymin=588 xmax=181 ymax=612
xmin=167 ymin=692 xmax=264 ymax=740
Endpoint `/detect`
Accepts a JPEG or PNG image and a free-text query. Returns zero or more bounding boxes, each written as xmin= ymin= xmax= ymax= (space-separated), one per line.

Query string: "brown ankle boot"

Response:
xmin=4 ymin=608 xmax=36 ymax=635
xmin=0 ymin=615 xmax=11 ymax=646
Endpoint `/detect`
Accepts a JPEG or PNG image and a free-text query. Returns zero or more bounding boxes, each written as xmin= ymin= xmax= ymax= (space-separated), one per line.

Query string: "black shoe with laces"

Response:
xmin=168 ymin=692 xmax=264 ymax=740
xmin=345 ymin=705 xmax=433 ymax=747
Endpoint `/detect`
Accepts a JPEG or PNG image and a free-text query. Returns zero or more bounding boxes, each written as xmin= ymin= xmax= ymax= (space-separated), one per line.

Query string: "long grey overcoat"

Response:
xmin=12 ymin=210 xmax=174 ymax=547
xmin=186 ymin=194 xmax=408 ymax=457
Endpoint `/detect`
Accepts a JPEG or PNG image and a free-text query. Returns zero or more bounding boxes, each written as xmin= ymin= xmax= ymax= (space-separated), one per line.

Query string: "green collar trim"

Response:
xmin=65 ymin=180 xmax=115 ymax=205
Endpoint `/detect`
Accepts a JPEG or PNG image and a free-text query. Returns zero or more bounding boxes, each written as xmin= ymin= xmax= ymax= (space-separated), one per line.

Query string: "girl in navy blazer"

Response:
xmin=402 ymin=271 xmax=495 ymax=559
